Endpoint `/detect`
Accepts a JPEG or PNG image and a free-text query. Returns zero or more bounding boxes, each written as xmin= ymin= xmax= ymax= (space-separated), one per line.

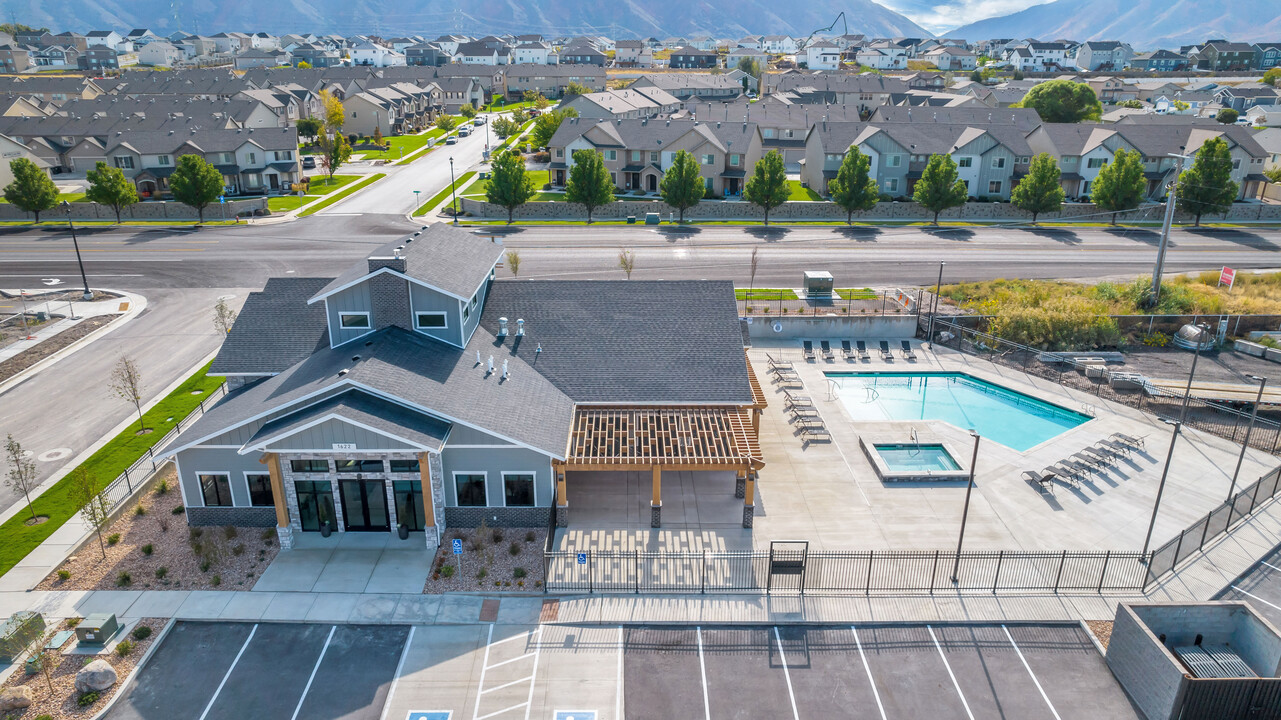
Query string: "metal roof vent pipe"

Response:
xmin=487 ymin=355 xmax=494 ymax=374
xmin=516 ymin=318 xmax=525 ymax=336
xmin=502 ymin=359 xmax=509 ymax=379
xmin=498 ymin=316 xmax=508 ymax=337
xmin=393 ymin=245 xmax=404 ymax=258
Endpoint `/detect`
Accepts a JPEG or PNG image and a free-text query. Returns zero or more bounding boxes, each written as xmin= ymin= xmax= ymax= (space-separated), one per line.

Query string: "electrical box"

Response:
xmin=804 ymin=271 xmax=834 ymax=297
xmin=75 ymin=613 xmax=119 ymax=646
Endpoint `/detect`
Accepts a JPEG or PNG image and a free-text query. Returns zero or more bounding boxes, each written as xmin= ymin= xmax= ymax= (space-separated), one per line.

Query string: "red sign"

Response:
xmin=1219 ymin=266 xmax=1236 ymax=289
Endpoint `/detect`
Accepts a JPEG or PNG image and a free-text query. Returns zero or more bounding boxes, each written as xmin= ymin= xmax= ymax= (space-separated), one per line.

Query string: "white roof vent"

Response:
xmin=487 ymin=355 xmax=494 ymax=374
xmin=516 ymin=318 xmax=525 ymax=336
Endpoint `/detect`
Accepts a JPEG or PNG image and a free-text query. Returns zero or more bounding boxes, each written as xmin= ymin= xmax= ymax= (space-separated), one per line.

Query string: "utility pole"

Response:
xmin=1150 ymin=152 xmax=1191 ymax=307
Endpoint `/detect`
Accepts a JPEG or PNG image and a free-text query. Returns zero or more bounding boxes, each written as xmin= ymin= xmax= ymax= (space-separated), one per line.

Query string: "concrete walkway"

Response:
xmin=0 ymin=289 xmax=138 ymax=364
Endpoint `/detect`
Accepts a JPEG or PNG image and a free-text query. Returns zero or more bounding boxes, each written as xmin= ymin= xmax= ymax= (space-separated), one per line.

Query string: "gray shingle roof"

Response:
xmin=478 ymin=280 xmax=753 ymax=405
xmin=244 ymin=389 xmax=452 ymax=452
xmin=211 ymin=277 xmax=331 ymax=375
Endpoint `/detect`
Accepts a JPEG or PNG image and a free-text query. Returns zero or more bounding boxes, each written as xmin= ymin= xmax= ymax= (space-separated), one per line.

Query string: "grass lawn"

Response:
xmin=0 ymin=192 xmax=87 ymax=204
xmin=303 ymin=174 xmax=360 ymax=195
xmin=485 ymin=99 xmax=544 ymax=112
xmin=459 ymin=176 xmax=564 ymax=203
xmin=0 ymin=363 xmax=224 ymax=579
xmin=837 ymin=288 xmax=878 ymax=300
xmin=267 ymin=195 xmax=316 ymax=212
xmin=787 ymin=180 xmax=822 ymax=201
xmin=735 ymin=288 xmax=799 ymax=300
xmin=359 ymin=133 xmax=441 ymax=162
xmin=414 ymin=171 xmax=476 ymax=216
xmin=297 ymin=173 xmax=385 ymax=217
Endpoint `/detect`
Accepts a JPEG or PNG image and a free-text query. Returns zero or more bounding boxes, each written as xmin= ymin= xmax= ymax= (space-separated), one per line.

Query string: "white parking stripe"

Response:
xmin=474 ymin=623 xmax=495 ymax=720
xmin=198 ymin=624 xmax=258 ymax=720
xmin=477 ymin=701 xmax=529 ymax=720
xmin=772 ymin=627 xmax=801 ymax=720
xmin=1232 ymin=585 xmax=1281 ymax=611
xmin=1261 ymin=560 xmax=1281 ymax=573
xmin=290 ymin=625 xmax=336 ymax=720
xmin=481 ymin=675 xmax=535 ymax=694
xmin=850 ymin=627 xmax=887 ymax=720
xmin=927 ymin=625 xmax=975 ymax=720
xmin=377 ymin=625 xmax=415 ymax=720
xmin=1002 ymin=625 xmax=1062 ymax=720
xmin=523 ymin=626 xmax=543 ymax=720
xmin=616 ymin=626 xmax=625 ymax=720
xmin=486 ymin=652 xmax=537 ymax=670
xmin=696 ymin=627 xmax=711 ymax=720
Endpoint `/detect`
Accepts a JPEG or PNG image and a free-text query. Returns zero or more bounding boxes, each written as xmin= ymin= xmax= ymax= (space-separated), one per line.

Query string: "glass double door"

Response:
xmin=339 ymin=478 xmax=390 ymax=532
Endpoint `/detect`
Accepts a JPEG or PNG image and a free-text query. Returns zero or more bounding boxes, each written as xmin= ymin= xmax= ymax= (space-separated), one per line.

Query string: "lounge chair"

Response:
xmin=878 ymin=340 xmax=893 ymax=360
xmin=1048 ymin=463 xmax=1082 ymax=488
xmin=1023 ymin=469 xmax=1057 ymax=495
xmin=1061 ymin=458 xmax=1097 ymax=478
xmin=855 ymin=340 xmax=871 ymax=360
xmin=1097 ymin=439 xmax=1132 ymax=458
xmin=1071 ymin=452 xmax=1107 ymax=470
xmin=820 ymin=340 xmax=835 ymax=360
xmin=841 ymin=340 xmax=855 ymax=360
xmin=802 ymin=340 xmax=816 ymax=361
xmin=783 ymin=390 xmax=814 ymax=409
xmin=766 ymin=353 xmax=794 ymax=371
xmin=1112 ymin=433 xmax=1147 ymax=450
xmin=900 ymin=340 xmax=917 ymax=360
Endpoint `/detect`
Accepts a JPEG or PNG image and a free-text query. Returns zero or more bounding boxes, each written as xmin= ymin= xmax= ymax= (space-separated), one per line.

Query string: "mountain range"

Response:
xmin=12 ymin=0 xmax=928 ymax=40
xmin=949 ymin=0 xmax=1281 ymax=48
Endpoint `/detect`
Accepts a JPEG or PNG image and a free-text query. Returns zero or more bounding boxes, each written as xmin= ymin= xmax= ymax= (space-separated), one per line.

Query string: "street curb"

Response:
xmin=0 ymin=348 xmax=218 ymax=529
xmin=1081 ymin=618 xmax=1110 ymax=656
xmin=0 ymin=288 xmax=147 ymax=398
xmin=89 ymin=617 xmax=177 ymax=720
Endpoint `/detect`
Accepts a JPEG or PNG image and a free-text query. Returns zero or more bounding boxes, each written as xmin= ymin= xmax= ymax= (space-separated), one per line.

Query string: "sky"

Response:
xmin=879 ymin=0 xmax=1049 ymax=33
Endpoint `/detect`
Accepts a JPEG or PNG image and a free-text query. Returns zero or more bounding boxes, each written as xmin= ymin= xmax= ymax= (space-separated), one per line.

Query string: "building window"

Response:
xmin=885 ymin=155 xmax=901 ymax=167
xmin=415 ymin=312 xmax=447 ymax=329
xmin=393 ymin=480 xmax=425 ymax=531
xmin=650 ymin=151 xmax=659 ymax=162
xmin=246 ymin=473 xmax=274 ymax=507
xmin=991 ymin=157 xmax=1006 ymax=169
xmin=339 ymin=312 xmax=371 ymax=329
xmin=455 ymin=473 xmax=487 ymax=506
xmin=1087 ymin=157 xmax=1107 ymax=169
xmin=336 ymin=458 xmax=384 ymax=473
xmin=113 ymin=156 xmax=135 ymax=169
xmin=199 ymin=473 xmax=232 ymax=507
xmin=957 ymin=157 xmax=972 ymax=168
xmin=988 ymin=180 xmax=1003 ymax=194
xmin=885 ymin=178 xmax=898 ymax=192
xmin=158 ymin=155 xmax=171 ymax=166
xmin=291 ymin=459 xmax=328 ymax=473
xmin=503 ymin=473 xmax=535 ymax=507
xmin=730 ymin=153 xmax=740 ymax=166
xmin=295 ymin=480 xmax=334 ymax=531
xmin=702 ymin=154 xmax=714 ymax=165
xmin=390 ymin=459 xmax=420 ymax=473
xmin=604 ymin=150 xmax=617 ymax=161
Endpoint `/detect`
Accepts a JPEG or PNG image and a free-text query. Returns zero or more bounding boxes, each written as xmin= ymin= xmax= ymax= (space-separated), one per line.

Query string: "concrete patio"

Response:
xmin=251 ymin=531 xmax=431 ymax=593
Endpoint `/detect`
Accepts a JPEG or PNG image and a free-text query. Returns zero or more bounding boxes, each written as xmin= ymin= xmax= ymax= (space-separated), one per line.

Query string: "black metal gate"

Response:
xmin=1178 ymin=677 xmax=1281 ymax=719
xmin=766 ymin=541 xmax=808 ymax=594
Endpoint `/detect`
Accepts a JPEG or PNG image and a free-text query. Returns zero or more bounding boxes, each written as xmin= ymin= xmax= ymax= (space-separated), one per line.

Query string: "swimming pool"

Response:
xmin=873 ymin=444 xmax=961 ymax=472
xmin=828 ymin=372 xmax=1090 ymax=451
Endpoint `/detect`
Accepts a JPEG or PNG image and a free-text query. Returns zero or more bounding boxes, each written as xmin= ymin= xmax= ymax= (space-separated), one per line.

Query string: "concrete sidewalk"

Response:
xmin=0 ymin=289 xmax=139 ymax=364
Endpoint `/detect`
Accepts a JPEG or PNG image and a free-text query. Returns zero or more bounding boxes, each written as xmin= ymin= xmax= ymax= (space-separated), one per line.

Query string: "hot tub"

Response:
xmin=859 ymin=437 xmax=971 ymax=482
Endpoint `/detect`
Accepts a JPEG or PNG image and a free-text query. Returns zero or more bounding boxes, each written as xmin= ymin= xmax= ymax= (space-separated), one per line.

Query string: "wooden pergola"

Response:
xmin=553 ymin=405 xmax=765 ymax=528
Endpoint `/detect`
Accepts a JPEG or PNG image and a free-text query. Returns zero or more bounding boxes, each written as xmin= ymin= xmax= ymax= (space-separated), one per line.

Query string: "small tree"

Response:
xmin=969 ymin=69 xmax=982 ymax=83
xmin=743 ymin=150 xmax=789 ymax=225
xmin=319 ymin=89 xmax=344 ymax=135
xmin=617 ymin=248 xmax=635 ymax=279
xmin=1091 ymin=148 xmax=1146 ymax=225
xmin=1216 ymin=108 xmax=1239 ymax=124
xmin=319 ymin=134 xmax=352 ymax=180
xmin=530 ymin=107 xmax=577 ymax=148
xmin=1116 ymin=99 xmax=1144 ymax=109
xmin=4 ymin=434 xmax=39 ymax=523
xmin=70 ymin=467 xmax=110 ymax=558
xmin=534 ymin=94 xmax=551 ymax=110
xmin=913 ymin=154 xmax=968 ymax=225
xmin=827 ymin=146 xmax=879 ymax=224
xmin=436 ymin=114 xmax=458 ymax=131
xmin=748 ymin=246 xmax=760 ymax=294
xmin=3 ymin=157 xmax=59 ymax=222
xmin=1173 ymin=100 xmax=1190 ymax=112
xmin=492 ymin=115 xmax=520 ymax=139
xmin=1015 ymin=78 xmax=1102 ymax=123
xmin=564 ymin=81 xmax=589 ymax=97
xmin=486 ymin=150 xmax=535 ymax=224
xmin=1177 ymin=136 xmax=1238 ymax=226
xmin=736 ymin=57 xmax=762 ymax=79
xmin=213 ymin=297 xmax=237 ymax=334
xmin=459 ymin=104 xmax=478 ymax=119
xmin=109 ymin=356 xmax=147 ymax=434
xmin=659 ymin=149 xmax=703 ymax=223
xmin=1264 ymin=68 xmax=1281 ymax=87
xmin=85 ymin=161 xmax=139 ymax=223
xmin=505 ymin=249 xmax=522 ymax=276
xmin=296 ymin=116 xmax=322 ymax=143
xmin=296 ymin=60 xmax=312 ymax=69
xmin=522 ymin=89 xmax=540 ymax=104
xmin=372 ymin=125 xmax=384 ymax=147
xmin=1010 ymin=152 xmax=1065 ymax=224
xmin=565 ymin=148 xmax=614 ymax=223
xmin=169 ymin=154 xmax=223 ymax=223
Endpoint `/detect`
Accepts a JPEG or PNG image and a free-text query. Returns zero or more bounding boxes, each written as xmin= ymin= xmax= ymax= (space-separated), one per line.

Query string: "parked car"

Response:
xmin=445 ymin=136 xmax=457 ymax=145
xmin=473 ymin=117 xmax=485 ymax=126
xmin=302 ymin=156 xmax=316 ymax=169
xmin=459 ymin=127 xmax=471 ymax=137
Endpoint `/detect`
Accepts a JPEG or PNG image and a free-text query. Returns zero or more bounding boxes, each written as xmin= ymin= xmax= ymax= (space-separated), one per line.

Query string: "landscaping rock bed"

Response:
xmin=38 ymin=469 xmax=279 ymax=592
xmin=424 ymin=525 xmax=546 ymax=593
xmin=0 ymin=316 xmax=115 ymax=383
xmin=1085 ymin=619 xmax=1113 ymax=650
xmin=0 ymin=617 xmax=164 ymax=719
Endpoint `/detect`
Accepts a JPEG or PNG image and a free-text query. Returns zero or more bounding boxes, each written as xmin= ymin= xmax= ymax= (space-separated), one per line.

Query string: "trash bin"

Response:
xmin=644 ymin=212 xmax=660 ymax=225
xmin=627 ymin=216 xmax=636 ymax=224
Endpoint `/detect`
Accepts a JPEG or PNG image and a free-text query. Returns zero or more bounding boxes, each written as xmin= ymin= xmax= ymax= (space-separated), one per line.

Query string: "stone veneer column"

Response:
xmin=427 ymin=452 xmax=446 ymax=549
xmin=742 ymin=471 xmax=756 ymax=529
xmin=735 ymin=470 xmax=746 ymax=499
xmin=555 ymin=468 xmax=568 ymax=527
xmin=650 ymin=465 xmax=662 ymax=528
xmin=262 ymin=452 xmax=293 ymax=550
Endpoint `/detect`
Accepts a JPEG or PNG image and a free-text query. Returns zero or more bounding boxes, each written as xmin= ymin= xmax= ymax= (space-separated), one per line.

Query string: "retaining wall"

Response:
xmin=0 ymin=197 xmax=269 ymax=222
xmin=745 ymin=314 xmax=919 ymax=340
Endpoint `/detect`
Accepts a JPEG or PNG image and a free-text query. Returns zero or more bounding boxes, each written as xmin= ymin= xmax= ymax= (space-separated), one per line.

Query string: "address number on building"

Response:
xmin=331 ymin=443 xmax=357 ymax=450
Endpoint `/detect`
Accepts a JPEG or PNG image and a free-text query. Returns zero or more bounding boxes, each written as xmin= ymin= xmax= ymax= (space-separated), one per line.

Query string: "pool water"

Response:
xmin=873 ymin=444 xmax=961 ymax=472
xmin=829 ymin=372 xmax=1090 ymax=451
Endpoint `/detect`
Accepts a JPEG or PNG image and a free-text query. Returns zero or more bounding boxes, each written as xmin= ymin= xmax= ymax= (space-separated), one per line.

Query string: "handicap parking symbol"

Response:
xmin=406 ymin=712 xmax=451 ymax=720
xmin=453 ymin=539 xmax=463 ymax=555
xmin=577 ymin=552 xmax=587 ymax=565
xmin=556 ymin=712 xmax=597 ymax=720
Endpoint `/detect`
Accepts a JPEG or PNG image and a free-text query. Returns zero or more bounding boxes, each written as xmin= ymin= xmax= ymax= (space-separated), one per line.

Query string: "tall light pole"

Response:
xmin=950 ymin=430 xmax=981 ymax=583
xmin=1178 ymin=323 xmax=1210 ymax=424
xmin=449 ymin=156 xmax=458 ymax=226
xmin=927 ymin=261 xmax=945 ymax=344
xmin=1226 ymin=375 xmax=1268 ymax=520
xmin=62 ymin=201 xmax=92 ymax=301
xmin=1141 ymin=419 xmax=1181 ymax=557
xmin=1150 ymin=152 xmax=1191 ymax=307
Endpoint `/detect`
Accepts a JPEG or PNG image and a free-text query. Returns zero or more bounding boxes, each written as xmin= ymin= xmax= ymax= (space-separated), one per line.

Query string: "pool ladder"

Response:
xmin=909 ymin=428 xmax=921 ymax=456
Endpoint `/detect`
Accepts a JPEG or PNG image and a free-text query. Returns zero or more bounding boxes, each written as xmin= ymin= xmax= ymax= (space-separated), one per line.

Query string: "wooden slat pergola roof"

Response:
xmin=562 ymin=406 xmax=764 ymax=470
xmin=744 ymin=353 xmax=768 ymax=409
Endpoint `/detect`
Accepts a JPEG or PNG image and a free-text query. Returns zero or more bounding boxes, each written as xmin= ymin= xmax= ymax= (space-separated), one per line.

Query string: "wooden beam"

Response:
xmin=651 ymin=464 xmax=661 ymax=506
xmin=556 ymin=470 xmax=567 ymax=507
xmin=744 ymin=472 xmax=755 ymax=508
xmin=263 ymin=452 xmax=289 ymax=529
xmin=417 ymin=452 xmax=435 ymax=528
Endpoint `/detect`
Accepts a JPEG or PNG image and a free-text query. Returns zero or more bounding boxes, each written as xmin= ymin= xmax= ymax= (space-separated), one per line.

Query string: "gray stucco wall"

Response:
xmin=409 ymin=282 xmax=464 ymax=347
xmin=326 ymin=281 xmax=375 ymax=347
xmin=263 ymin=417 xmax=422 ymax=453
xmin=441 ymin=444 xmax=555 ymax=509
xmin=175 ymin=446 xmax=277 ymax=514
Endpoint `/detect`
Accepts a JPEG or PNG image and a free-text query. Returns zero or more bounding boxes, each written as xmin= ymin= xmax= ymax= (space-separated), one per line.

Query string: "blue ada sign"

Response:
xmin=577 ymin=552 xmax=587 ymax=565
xmin=453 ymin=539 xmax=463 ymax=555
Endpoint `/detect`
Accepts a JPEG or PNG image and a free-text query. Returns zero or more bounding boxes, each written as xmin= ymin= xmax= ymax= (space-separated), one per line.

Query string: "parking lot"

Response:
xmin=1217 ymin=542 xmax=1281 ymax=627
xmin=115 ymin=619 xmax=1139 ymax=720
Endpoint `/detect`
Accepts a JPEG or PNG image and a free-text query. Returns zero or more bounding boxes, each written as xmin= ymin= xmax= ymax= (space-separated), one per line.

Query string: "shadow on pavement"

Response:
xmin=1183 ymin=227 xmax=1277 ymax=248
xmin=744 ymin=226 xmax=791 ymax=242
xmin=835 ymin=226 xmax=881 ymax=242
xmin=1023 ymin=227 xmax=1082 ymax=245
xmin=1104 ymin=227 xmax=1161 ymax=246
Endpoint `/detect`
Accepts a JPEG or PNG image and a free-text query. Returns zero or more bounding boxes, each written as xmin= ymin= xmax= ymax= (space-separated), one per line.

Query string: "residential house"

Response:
xmin=434 ymin=35 xmax=469 ymax=56
xmin=765 ymin=73 xmax=908 ymax=115
xmin=85 ymin=30 xmax=127 ymax=52
xmin=736 ymin=36 xmax=762 ymax=51
xmin=804 ymin=41 xmax=842 ymax=71
xmin=29 ymin=45 xmax=80 ymax=69
xmin=1256 ymin=127 xmax=1281 ymax=173
xmin=548 ymin=116 xmax=763 ymax=195
xmin=78 ymin=45 xmax=124 ymax=71
xmin=513 ymin=42 xmax=553 ymax=65
xmin=234 ymin=47 xmax=291 ymax=70
xmin=291 ymin=44 xmax=342 ymax=68
xmin=405 ymin=42 xmax=448 ymax=67
xmin=251 ymin=33 xmax=281 ymax=51
xmin=628 ymin=73 xmax=741 ymax=102
xmin=668 ymin=46 xmax=717 ymax=69
xmin=0 ymin=76 xmax=103 ymax=104
xmin=0 ymin=44 xmax=30 ymax=73
xmin=454 ymin=41 xmax=505 ymax=66
xmin=435 ymin=77 xmax=483 ymax=114
xmin=352 ymin=42 xmax=405 ymax=67
xmin=727 ymin=47 xmax=768 ymax=71
xmin=94 ymin=126 xmax=300 ymax=198
xmin=1256 ymin=43 xmax=1281 ymax=70
xmin=1075 ymin=41 xmax=1133 ymax=71
xmin=855 ymin=48 xmax=906 ymax=70
xmin=503 ymin=64 xmax=605 ymax=99
xmin=1111 ymin=118 xmax=1270 ymax=199
xmin=1130 ymin=50 xmax=1187 ymax=72
xmin=690 ymin=36 xmax=718 ymax=52
xmin=1190 ymin=42 xmax=1256 ymax=71
xmin=1088 ymin=77 xmax=1135 ymax=104
xmin=1214 ymin=84 xmax=1281 ymax=112
xmin=561 ymin=87 xmax=681 ymax=120
xmin=126 ymin=29 xmax=161 ymax=47
xmin=761 ymin=35 xmax=797 ymax=54
xmin=686 ymin=101 xmax=863 ymax=170
xmin=1025 ymin=123 xmax=1138 ymax=199
xmin=0 ymin=133 xmax=51 ymax=185
xmin=136 ymin=41 xmax=184 ymax=67
xmin=923 ymin=46 xmax=977 ymax=71
xmin=614 ymin=40 xmax=653 ymax=68
xmin=558 ymin=43 xmax=606 ymax=66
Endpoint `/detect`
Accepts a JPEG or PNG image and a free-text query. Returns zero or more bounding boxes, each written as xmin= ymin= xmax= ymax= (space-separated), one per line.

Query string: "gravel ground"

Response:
xmin=38 ymin=470 xmax=279 ymax=592
xmin=1086 ymin=619 xmax=1114 ymax=650
xmin=0 ymin=617 xmax=164 ymax=719
xmin=1114 ymin=346 xmax=1280 ymax=387
xmin=425 ymin=526 xmax=546 ymax=593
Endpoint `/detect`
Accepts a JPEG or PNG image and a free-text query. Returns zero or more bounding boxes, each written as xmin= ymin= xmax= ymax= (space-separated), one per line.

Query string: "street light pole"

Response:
xmin=1150 ymin=152 xmax=1191 ymax=307
xmin=950 ymin=431 xmax=981 ymax=583
xmin=1141 ymin=420 xmax=1182 ymax=557
xmin=1178 ymin=323 xmax=1210 ymax=425
xmin=449 ymin=156 xmax=458 ymax=226
xmin=62 ymin=201 xmax=92 ymax=301
xmin=927 ymin=261 xmax=945 ymax=344
xmin=1226 ymin=375 xmax=1268 ymax=516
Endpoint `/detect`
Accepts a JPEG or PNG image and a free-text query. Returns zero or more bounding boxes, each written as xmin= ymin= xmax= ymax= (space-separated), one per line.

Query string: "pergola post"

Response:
xmin=555 ymin=467 xmax=569 ymax=528
xmin=261 ymin=452 xmax=293 ymax=550
xmin=743 ymin=471 xmax=756 ymax=528
xmin=416 ymin=452 xmax=437 ymax=548
xmin=651 ymin=465 xmax=662 ymax=528
xmin=735 ymin=469 xmax=747 ymax=499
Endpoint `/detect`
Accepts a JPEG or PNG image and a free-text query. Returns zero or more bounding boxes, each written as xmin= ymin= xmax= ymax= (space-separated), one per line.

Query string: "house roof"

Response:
xmin=211 ymin=277 xmax=331 ymax=375
xmin=243 ymin=389 xmax=452 ymax=453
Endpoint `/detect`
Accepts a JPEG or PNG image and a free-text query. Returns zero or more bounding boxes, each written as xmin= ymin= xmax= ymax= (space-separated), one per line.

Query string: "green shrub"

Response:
xmin=231 ymin=544 xmax=244 ymax=556
xmin=57 ymin=569 xmax=70 ymax=581
xmin=211 ymin=575 xmax=221 ymax=586
xmin=141 ymin=543 xmax=154 ymax=556
xmin=476 ymin=567 xmax=487 ymax=580
xmin=525 ymin=531 xmax=536 ymax=543
xmin=155 ymin=567 xmax=168 ymax=579
xmin=115 ymin=639 xmax=134 ymax=656
xmin=513 ymin=567 xmax=526 ymax=579
xmin=77 ymin=691 xmax=101 ymax=707
xmin=172 ymin=505 xmax=185 ymax=515
xmin=66 ymin=616 xmax=82 ymax=628
xmin=132 ymin=625 xmax=153 ymax=641
xmin=440 ymin=564 xmax=455 ymax=578
xmin=492 ymin=529 xmax=504 ymax=543
xmin=200 ymin=559 xmax=211 ymax=572
xmin=189 ymin=527 xmax=203 ymax=539
xmin=35 ymin=714 xmax=54 ymax=720
xmin=261 ymin=528 xmax=276 ymax=541
xmin=223 ymin=525 xmax=237 ymax=540
xmin=509 ymin=541 xmax=521 ymax=556
xmin=134 ymin=504 xmax=147 ymax=516
xmin=155 ymin=478 xmax=169 ymax=495
xmin=116 ymin=571 xmax=132 ymax=586
xmin=107 ymin=533 xmax=121 ymax=546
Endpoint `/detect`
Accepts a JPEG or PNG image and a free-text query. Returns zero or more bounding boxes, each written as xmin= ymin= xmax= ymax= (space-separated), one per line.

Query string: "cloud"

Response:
xmin=879 ymin=0 xmax=1050 ymax=33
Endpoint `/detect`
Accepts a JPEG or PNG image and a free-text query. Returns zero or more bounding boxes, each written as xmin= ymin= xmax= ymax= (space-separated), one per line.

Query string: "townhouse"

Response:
xmin=1074 ymin=41 xmax=1133 ymax=71
xmin=233 ymin=47 xmax=291 ymax=70
xmin=923 ymin=46 xmax=977 ymax=71
xmin=1025 ymin=123 xmax=1139 ymax=199
xmin=1130 ymin=50 xmax=1187 ymax=72
xmin=686 ymin=101 xmax=864 ymax=171
xmin=107 ymin=126 xmax=301 ymax=197
xmin=562 ymin=87 xmax=681 ymax=120
xmin=1190 ymin=42 xmax=1256 ymax=71
xmin=628 ymin=73 xmax=741 ymax=102
xmin=1111 ymin=117 xmax=1270 ymax=200
xmin=764 ymin=73 xmax=908 ymax=115
xmin=558 ymin=43 xmax=606 ymax=66
xmin=547 ymin=116 xmax=763 ymax=196
xmin=405 ymin=42 xmax=448 ymax=67
xmin=1257 ymin=43 xmax=1281 ymax=70
xmin=1213 ymin=84 xmax=1281 ymax=112
xmin=503 ymin=64 xmax=605 ymax=99
xmin=804 ymin=41 xmax=842 ymax=71
xmin=343 ymin=82 xmax=441 ymax=136
xmin=139 ymin=41 xmax=185 ymax=68
xmin=613 ymin=40 xmax=653 ymax=68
